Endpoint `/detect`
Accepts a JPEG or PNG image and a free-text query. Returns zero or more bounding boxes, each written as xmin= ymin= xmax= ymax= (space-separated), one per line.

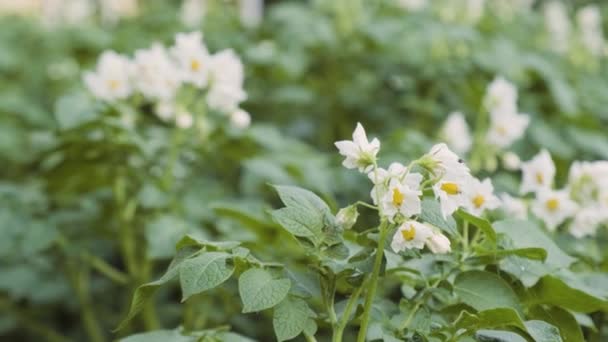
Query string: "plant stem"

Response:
xmin=0 ymin=297 xmax=72 ymax=342
xmin=462 ymin=221 xmax=469 ymax=250
xmin=333 ymin=281 xmax=365 ymax=342
xmin=73 ymin=267 xmax=105 ymax=342
xmin=81 ymin=252 xmax=129 ymax=285
xmin=357 ymin=222 xmax=389 ymax=342
xmin=304 ymin=332 xmax=318 ymax=342
xmin=399 ymin=278 xmax=442 ymax=331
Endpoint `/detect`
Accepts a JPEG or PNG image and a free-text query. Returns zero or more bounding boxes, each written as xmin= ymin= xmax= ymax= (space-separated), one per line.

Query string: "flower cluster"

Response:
xmin=335 ymin=123 xmax=503 ymax=255
xmin=83 ymin=31 xmax=250 ymax=129
xmin=501 ymin=150 xmax=608 ymax=238
xmin=483 ymin=77 xmax=529 ymax=150
xmin=576 ymin=5 xmax=606 ymax=57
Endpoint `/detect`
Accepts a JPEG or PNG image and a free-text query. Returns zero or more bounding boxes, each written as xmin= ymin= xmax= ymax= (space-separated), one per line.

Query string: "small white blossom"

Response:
xmin=368 ymin=163 xmax=422 ymax=205
xmin=230 ymin=109 xmax=251 ymax=129
xmin=83 ymin=51 xmax=133 ymax=102
xmin=483 ymin=76 xmax=518 ymax=114
xmin=531 ymin=189 xmax=578 ymax=231
xmin=577 ymin=5 xmax=605 ymax=57
xmin=335 ymin=123 xmax=380 ymax=173
xmin=391 ymin=221 xmax=433 ymax=252
xmin=397 ymin=0 xmax=427 ymax=11
xmin=486 ymin=110 xmax=530 ymax=149
xmin=175 ymin=110 xmax=194 ymax=129
xmin=380 ymin=179 xmax=422 ymax=222
xmin=426 ymin=231 xmax=452 ymax=254
xmin=207 ymin=49 xmax=246 ymax=112
xmin=440 ymin=112 xmax=472 ymax=155
xmin=180 ymin=0 xmax=207 ymax=28
xmin=132 ymin=44 xmax=181 ymax=100
xmin=433 ymin=174 xmax=469 ymax=219
xmin=155 ymin=100 xmax=175 ymax=121
xmin=170 ymin=31 xmax=210 ymax=88
xmin=544 ymin=1 xmax=571 ymax=53
xmin=568 ymin=161 xmax=608 ymax=203
xmin=569 ymin=206 xmax=605 ymax=238
xmin=239 ymin=0 xmax=264 ymax=28
xmin=520 ymin=149 xmax=555 ymax=194
xmin=500 ymin=193 xmax=528 ymax=219
xmin=501 ymin=151 xmax=522 ymax=170
xmin=424 ymin=143 xmax=470 ymax=179
xmin=463 ymin=178 xmax=501 ymax=216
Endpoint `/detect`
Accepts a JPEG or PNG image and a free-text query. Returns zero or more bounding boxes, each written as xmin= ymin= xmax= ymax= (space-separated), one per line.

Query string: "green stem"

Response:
xmin=333 ymin=282 xmax=365 ymax=342
xmin=462 ymin=221 xmax=469 ymax=250
xmin=73 ymin=267 xmax=105 ymax=342
xmin=355 ymin=201 xmax=378 ymax=211
xmin=357 ymin=222 xmax=389 ymax=342
xmin=304 ymin=332 xmax=318 ymax=342
xmin=81 ymin=252 xmax=129 ymax=285
xmin=399 ymin=278 xmax=442 ymax=331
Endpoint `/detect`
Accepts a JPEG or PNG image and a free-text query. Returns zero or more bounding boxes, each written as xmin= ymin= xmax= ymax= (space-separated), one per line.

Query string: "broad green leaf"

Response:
xmin=119 ymin=329 xmax=195 ymax=342
xmin=239 ymin=268 xmax=291 ymax=313
xmin=494 ymin=220 xmax=575 ymax=287
xmin=272 ymin=207 xmax=324 ymax=243
xmin=115 ymin=247 xmax=196 ymax=331
xmin=420 ymin=199 xmax=458 ymax=236
xmin=273 ymin=185 xmax=331 ymax=214
xmin=146 ymin=215 xmax=197 ymax=260
xmin=529 ymin=274 xmax=608 ymax=313
xmin=273 ymin=297 xmax=314 ymax=341
xmin=529 ymin=306 xmax=584 ymax=342
xmin=475 ymin=330 xmax=527 ymax=342
xmin=179 ymin=252 xmax=234 ymax=301
xmin=175 ymin=234 xmax=241 ymax=251
xmin=455 ymin=210 xmax=496 ymax=246
xmin=454 ymin=271 xmax=521 ymax=313
xmin=454 ymin=308 xmax=527 ymax=332
xmin=524 ymin=320 xmax=563 ymax=342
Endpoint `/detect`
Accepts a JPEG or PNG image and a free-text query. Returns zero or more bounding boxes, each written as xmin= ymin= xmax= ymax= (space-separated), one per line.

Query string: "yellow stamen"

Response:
xmin=473 ymin=194 xmax=485 ymax=208
xmin=191 ymin=59 xmax=201 ymax=71
xmin=401 ymin=225 xmax=416 ymax=241
xmin=392 ymin=188 xmax=404 ymax=207
xmin=108 ymin=80 xmax=120 ymax=90
xmin=536 ymin=172 xmax=544 ymax=185
xmin=546 ymin=198 xmax=559 ymax=211
xmin=496 ymin=126 xmax=507 ymax=136
xmin=441 ymin=182 xmax=460 ymax=195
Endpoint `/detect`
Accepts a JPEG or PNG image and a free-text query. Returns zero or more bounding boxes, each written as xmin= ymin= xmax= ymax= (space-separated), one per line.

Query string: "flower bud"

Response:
xmin=426 ymin=232 xmax=451 ymax=254
xmin=336 ymin=205 xmax=359 ymax=230
xmin=502 ymin=151 xmax=521 ymax=171
xmin=230 ymin=109 xmax=251 ymax=129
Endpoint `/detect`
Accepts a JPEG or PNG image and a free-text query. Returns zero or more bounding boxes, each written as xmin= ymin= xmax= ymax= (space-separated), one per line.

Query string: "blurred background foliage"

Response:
xmin=1 ymin=0 xmax=608 ymax=341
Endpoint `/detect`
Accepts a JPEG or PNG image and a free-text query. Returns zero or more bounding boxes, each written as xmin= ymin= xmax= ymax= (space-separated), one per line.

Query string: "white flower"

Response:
xmin=239 ymin=0 xmax=264 ymax=28
xmin=501 ymin=151 xmax=521 ymax=170
xmin=180 ymin=0 xmax=207 ymax=28
xmin=569 ymin=206 xmax=605 ymax=238
xmin=170 ymin=31 xmax=210 ymax=88
xmin=424 ymin=143 xmax=470 ymax=179
xmin=483 ymin=76 xmax=518 ymax=114
xmin=463 ymin=178 xmax=501 ymax=216
xmin=426 ymin=231 xmax=451 ymax=254
xmin=207 ymin=49 xmax=246 ymax=112
xmin=397 ymin=0 xmax=427 ymax=11
xmin=486 ymin=110 xmax=530 ymax=149
xmin=520 ymin=149 xmax=555 ymax=194
xmin=155 ymin=100 xmax=175 ymax=121
xmin=132 ymin=44 xmax=181 ymax=100
xmin=577 ymin=5 xmax=605 ymax=57
xmin=544 ymin=1 xmax=571 ymax=53
xmin=499 ymin=193 xmax=528 ymax=219
xmin=335 ymin=123 xmax=380 ymax=173
xmin=175 ymin=110 xmax=194 ymax=129
xmin=531 ymin=189 xmax=578 ymax=231
xmin=568 ymin=161 xmax=608 ymax=203
xmin=391 ymin=221 xmax=433 ymax=252
xmin=433 ymin=174 xmax=469 ymax=219
xmin=465 ymin=0 xmax=486 ymax=24
xmin=440 ymin=112 xmax=472 ymax=155
xmin=83 ymin=51 xmax=133 ymax=102
xmin=380 ymin=179 xmax=422 ymax=222
xmin=368 ymin=162 xmax=422 ymax=204
xmin=230 ymin=109 xmax=251 ymax=129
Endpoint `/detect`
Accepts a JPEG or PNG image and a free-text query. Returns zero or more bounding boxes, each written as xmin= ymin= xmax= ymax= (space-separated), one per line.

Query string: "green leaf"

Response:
xmin=239 ymin=268 xmax=291 ymax=313
xmin=271 ymin=185 xmax=335 ymax=246
xmin=179 ymin=252 xmax=234 ymax=302
xmin=524 ymin=320 xmax=563 ymax=342
xmin=528 ymin=274 xmax=608 ymax=313
xmin=115 ymin=247 xmax=196 ymax=331
xmin=145 ymin=215 xmax=198 ymax=260
xmin=420 ymin=199 xmax=458 ymax=236
xmin=494 ymin=220 xmax=575 ymax=287
xmin=455 ymin=210 xmax=496 ymax=246
xmin=529 ymin=305 xmax=584 ymax=342
xmin=475 ymin=330 xmax=527 ymax=342
xmin=273 ymin=297 xmax=314 ymax=341
xmin=454 ymin=308 xmax=527 ymax=332
xmin=454 ymin=271 xmax=521 ymax=313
